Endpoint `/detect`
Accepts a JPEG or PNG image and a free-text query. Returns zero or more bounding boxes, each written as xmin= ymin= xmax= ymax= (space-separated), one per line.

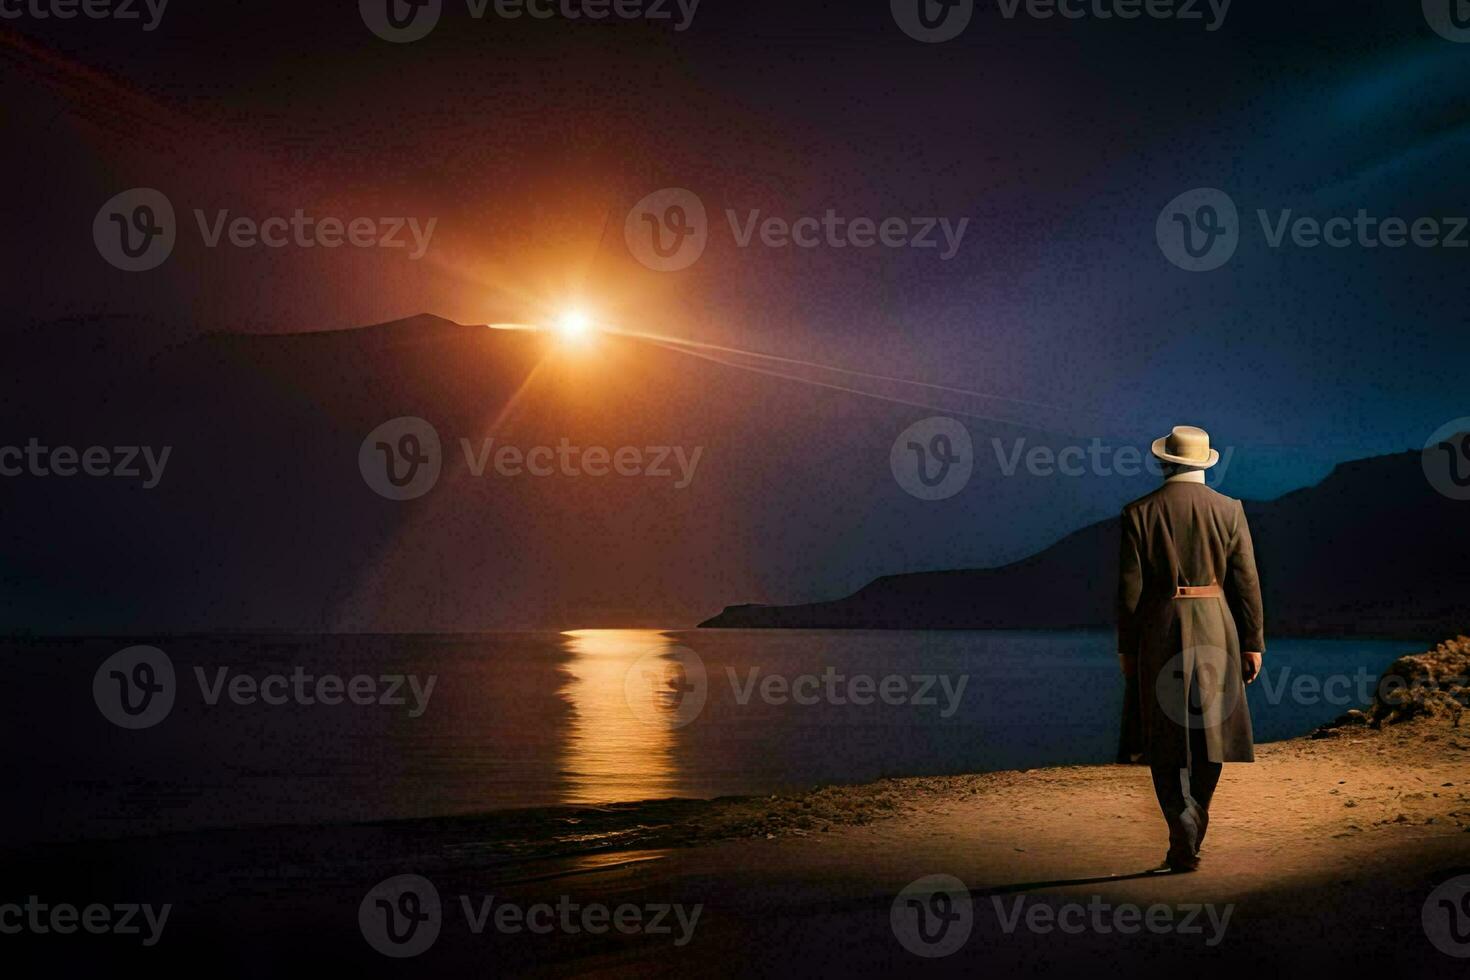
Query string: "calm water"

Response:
xmin=5 ymin=629 xmax=1414 ymax=843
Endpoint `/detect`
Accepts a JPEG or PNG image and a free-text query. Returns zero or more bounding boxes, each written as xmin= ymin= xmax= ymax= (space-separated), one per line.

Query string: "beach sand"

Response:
xmin=476 ymin=717 xmax=1468 ymax=976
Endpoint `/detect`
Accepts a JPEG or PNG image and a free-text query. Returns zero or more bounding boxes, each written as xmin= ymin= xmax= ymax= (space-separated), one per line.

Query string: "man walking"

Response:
xmin=1117 ymin=425 xmax=1265 ymax=872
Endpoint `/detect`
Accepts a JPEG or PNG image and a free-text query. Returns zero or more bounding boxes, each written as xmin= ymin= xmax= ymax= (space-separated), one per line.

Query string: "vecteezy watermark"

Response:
xmin=94 ymin=189 xmax=437 ymax=272
xmin=624 ymin=188 xmax=709 ymax=272
xmin=623 ymin=645 xmax=707 ymax=729
xmin=1155 ymin=187 xmax=1239 ymax=272
xmin=1158 ymin=187 xmax=1470 ymax=271
xmin=359 ymin=874 xmax=702 ymax=958
xmin=0 ymin=439 xmax=171 ymax=488
xmin=193 ymin=666 xmax=436 ymax=717
xmin=360 ymin=875 xmax=442 ymax=958
xmin=891 ymin=0 xmax=1231 ymax=43
xmin=360 ymin=0 xmax=701 ymax=43
xmin=1424 ymin=0 xmax=1470 ymax=44
xmin=1251 ymin=665 xmax=1468 ymax=710
xmin=93 ymin=647 xmax=437 ymax=730
xmin=891 ymin=875 xmax=1233 ymax=957
xmin=1142 ymin=658 xmax=1466 ymax=719
xmin=727 ymin=667 xmax=970 ymax=718
xmin=891 ymin=421 xmax=1230 ymax=501
xmin=891 ymin=417 xmax=974 ymax=501
xmin=1423 ymin=418 xmax=1470 ymax=502
xmin=891 ymin=875 xmax=973 ymax=958
xmin=360 ymin=417 xmax=443 ymax=501
xmin=992 ymin=437 xmax=1233 ymax=484
xmin=93 ymin=646 xmax=176 ymax=730
xmin=621 ymin=646 xmax=969 ymax=727
xmin=625 ymin=189 xmax=971 ymax=272
xmin=1423 ymin=875 xmax=1470 ymax=958
xmin=990 ymin=895 xmax=1233 ymax=946
xmin=359 ymin=417 xmax=706 ymax=501
xmin=0 ymin=897 xmax=172 ymax=947
xmin=1154 ymin=646 xmax=1247 ymax=731
xmin=0 ymin=0 xmax=169 ymax=31
xmin=726 ymin=210 xmax=970 ymax=261
xmin=890 ymin=0 xmax=975 ymax=43
xmin=93 ymin=188 xmax=176 ymax=272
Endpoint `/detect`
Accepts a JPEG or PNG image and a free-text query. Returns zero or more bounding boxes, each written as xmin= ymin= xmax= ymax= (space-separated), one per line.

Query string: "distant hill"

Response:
xmin=5 ymin=313 xmax=1464 ymax=635
xmin=700 ymin=449 xmax=1470 ymax=639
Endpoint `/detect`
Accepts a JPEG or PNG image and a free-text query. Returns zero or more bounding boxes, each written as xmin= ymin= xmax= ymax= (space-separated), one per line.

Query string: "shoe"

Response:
xmin=1188 ymin=801 xmax=1209 ymax=855
xmin=1163 ymin=850 xmax=1201 ymax=873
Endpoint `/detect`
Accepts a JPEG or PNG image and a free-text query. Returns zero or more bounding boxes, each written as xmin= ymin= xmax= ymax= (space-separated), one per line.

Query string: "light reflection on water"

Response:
xmin=10 ymin=630 xmax=1417 ymax=842
xmin=557 ymin=628 xmax=694 ymax=805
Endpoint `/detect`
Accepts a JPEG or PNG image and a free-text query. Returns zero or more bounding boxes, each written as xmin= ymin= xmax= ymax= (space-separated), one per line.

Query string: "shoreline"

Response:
xmin=9 ymin=632 xmax=1454 ymax=855
xmin=9 ymin=636 xmax=1462 ymax=859
xmin=7 ymin=710 xmax=1457 ymax=861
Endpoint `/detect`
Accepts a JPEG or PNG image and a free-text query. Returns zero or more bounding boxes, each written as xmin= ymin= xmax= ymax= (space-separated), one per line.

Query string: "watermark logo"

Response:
xmin=461 ymin=893 xmax=701 ymax=944
xmin=93 ymin=646 xmax=176 ymax=730
xmin=728 ymin=667 xmax=969 ymax=717
xmin=94 ymin=649 xmax=436 ymax=728
xmin=624 ymin=645 xmax=707 ymax=728
xmin=94 ymin=188 xmax=175 ymax=272
xmin=626 ymin=190 xmax=968 ymax=268
xmin=360 ymin=874 xmax=442 ymax=958
xmin=360 ymin=417 xmax=442 ymax=500
xmin=0 ymin=898 xmax=172 ymax=946
xmin=361 ymin=875 xmax=700 ymax=954
xmin=1154 ymin=645 xmax=1245 ymax=732
xmin=1423 ymin=418 xmax=1470 ymax=502
xmin=0 ymin=0 xmax=169 ymax=31
xmin=1424 ymin=875 xmax=1470 ymax=957
xmin=727 ymin=210 xmax=969 ymax=260
xmin=891 ymin=874 xmax=973 ymax=957
xmin=891 ymin=417 xmax=973 ymax=500
xmin=992 ymin=895 xmax=1232 ymax=945
xmin=891 ymin=0 xmax=974 ymax=43
xmin=893 ymin=0 xmax=1230 ymax=41
xmin=1425 ymin=0 xmax=1470 ymax=43
xmin=360 ymin=0 xmax=443 ymax=42
xmin=991 ymin=437 xmax=1232 ymax=483
xmin=362 ymin=0 xmax=699 ymax=41
xmin=1157 ymin=187 xmax=1239 ymax=272
xmin=626 ymin=188 xmax=708 ymax=272
xmin=363 ymin=423 xmax=705 ymax=499
xmin=0 ymin=440 xmax=172 ymax=488
xmin=95 ymin=189 xmax=437 ymax=271
xmin=193 ymin=210 xmax=436 ymax=258
xmin=1161 ymin=188 xmax=1470 ymax=270
xmin=460 ymin=437 xmax=702 ymax=487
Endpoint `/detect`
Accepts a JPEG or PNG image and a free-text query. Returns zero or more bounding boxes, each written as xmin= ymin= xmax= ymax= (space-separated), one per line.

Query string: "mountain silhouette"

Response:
xmin=700 ymin=448 xmax=1470 ymax=638
xmin=4 ymin=314 xmax=1464 ymax=635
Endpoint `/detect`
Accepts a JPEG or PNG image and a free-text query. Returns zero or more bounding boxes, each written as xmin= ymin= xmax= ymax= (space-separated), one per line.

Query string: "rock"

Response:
xmin=1313 ymin=636 xmax=1470 ymax=734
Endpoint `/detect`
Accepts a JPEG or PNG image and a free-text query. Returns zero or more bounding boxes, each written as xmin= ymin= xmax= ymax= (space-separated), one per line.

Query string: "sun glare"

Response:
xmin=555 ymin=309 xmax=593 ymax=343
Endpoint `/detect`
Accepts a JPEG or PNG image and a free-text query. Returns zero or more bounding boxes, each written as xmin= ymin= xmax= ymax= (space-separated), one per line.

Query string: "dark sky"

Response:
xmin=5 ymin=0 xmax=1469 ymax=502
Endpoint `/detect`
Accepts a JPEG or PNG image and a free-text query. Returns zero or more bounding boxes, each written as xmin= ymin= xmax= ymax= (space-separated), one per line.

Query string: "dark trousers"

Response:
xmin=1149 ymin=725 xmax=1222 ymax=861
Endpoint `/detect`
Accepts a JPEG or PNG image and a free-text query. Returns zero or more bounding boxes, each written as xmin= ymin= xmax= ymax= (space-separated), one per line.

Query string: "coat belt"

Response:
xmin=1174 ymin=584 xmax=1224 ymax=599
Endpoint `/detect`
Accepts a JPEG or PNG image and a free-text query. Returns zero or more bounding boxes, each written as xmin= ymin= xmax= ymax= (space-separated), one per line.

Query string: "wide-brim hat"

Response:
xmin=1151 ymin=425 xmax=1220 ymax=468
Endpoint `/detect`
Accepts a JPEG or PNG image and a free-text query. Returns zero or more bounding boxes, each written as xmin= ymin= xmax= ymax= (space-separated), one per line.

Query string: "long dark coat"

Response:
xmin=1116 ymin=480 xmax=1265 ymax=767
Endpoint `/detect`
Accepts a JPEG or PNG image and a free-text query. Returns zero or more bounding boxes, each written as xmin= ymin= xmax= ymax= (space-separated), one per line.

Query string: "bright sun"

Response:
xmin=555 ymin=309 xmax=593 ymax=343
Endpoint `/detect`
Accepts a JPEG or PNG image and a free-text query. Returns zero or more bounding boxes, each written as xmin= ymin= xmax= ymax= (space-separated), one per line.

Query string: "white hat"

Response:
xmin=1151 ymin=425 xmax=1220 ymax=468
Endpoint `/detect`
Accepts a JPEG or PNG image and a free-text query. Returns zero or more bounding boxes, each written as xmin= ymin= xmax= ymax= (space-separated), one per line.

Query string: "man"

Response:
xmin=1117 ymin=425 xmax=1265 ymax=872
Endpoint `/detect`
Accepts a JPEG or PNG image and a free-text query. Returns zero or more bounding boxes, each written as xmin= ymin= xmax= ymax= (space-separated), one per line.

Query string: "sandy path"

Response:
xmin=465 ymin=722 xmax=1470 ymax=977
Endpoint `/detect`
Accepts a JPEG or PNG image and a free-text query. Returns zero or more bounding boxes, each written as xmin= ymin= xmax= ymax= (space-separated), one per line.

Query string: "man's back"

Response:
xmin=1121 ymin=482 xmax=1261 ymax=610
